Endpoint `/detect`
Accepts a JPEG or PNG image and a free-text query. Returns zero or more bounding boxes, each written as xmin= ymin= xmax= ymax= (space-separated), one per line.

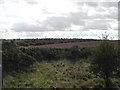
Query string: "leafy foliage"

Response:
xmin=20 ymin=46 xmax=92 ymax=62
xmin=3 ymin=60 xmax=120 ymax=88
xmin=2 ymin=38 xmax=120 ymax=88
xmin=91 ymin=40 xmax=119 ymax=88
xmin=91 ymin=41 xmax=118 ymax=78
xmin=3 ymin=48 xmax=36 ymax=74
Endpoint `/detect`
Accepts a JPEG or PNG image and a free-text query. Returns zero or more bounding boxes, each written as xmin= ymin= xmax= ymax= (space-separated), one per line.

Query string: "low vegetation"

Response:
xmin=2 ymin=39 xmax=120 ymax=89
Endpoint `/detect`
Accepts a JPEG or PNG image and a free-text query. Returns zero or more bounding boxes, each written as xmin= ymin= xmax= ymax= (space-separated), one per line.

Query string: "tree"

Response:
xmin=2 ymin=39 xmax=17 ymax=50
xmin=91 ymin=40 xmax=118 ymax=88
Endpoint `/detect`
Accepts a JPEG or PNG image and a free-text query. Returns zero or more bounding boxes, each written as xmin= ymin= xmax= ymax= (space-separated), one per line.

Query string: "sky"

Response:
xmin=0 ymin=0 xmax=119 ymax=39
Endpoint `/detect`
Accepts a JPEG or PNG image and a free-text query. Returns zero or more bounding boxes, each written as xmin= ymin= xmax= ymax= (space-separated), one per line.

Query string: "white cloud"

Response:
xmin=84 ymin=20 xmax=116 ymax=30
xmin=0 ymin=1 xmax=118 ymax=39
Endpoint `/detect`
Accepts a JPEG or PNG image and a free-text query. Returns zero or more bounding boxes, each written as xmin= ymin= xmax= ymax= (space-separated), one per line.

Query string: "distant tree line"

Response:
xmin=2 ymin=38 xmax=98 ymax=46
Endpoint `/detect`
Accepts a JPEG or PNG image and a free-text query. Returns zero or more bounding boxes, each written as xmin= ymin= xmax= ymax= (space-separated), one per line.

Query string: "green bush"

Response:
xmin=68 ymin=45 xmax=80 ymax=60
xmin=91 ymin=40 xmax=118 ymax=88
xmin=67 ymin=46 xmax=92 ymax=61
xmin=20 ymin=47 xmax=92 ymax=62
xmin=3 ymin=48 xmax=36 ymax=74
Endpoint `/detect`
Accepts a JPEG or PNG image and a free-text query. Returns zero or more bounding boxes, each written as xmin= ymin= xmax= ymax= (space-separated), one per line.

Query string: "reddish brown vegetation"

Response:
xmin=19 ymin=40 xmax=120 ymax=49
xmin=19 ymin=41 xmax=98 ymax=49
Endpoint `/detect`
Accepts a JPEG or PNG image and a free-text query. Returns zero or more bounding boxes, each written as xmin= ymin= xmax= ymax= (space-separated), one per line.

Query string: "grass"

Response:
xmin=3 ymin=59 xmax=120 ymax=89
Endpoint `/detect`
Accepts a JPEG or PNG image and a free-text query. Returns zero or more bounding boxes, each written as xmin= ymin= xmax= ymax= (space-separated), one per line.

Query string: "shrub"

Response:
xmin=69 ymin=45 xmax=80 ymax=60
xmin=3 ymin=48 xmax=36 ymax=74
xmin=91 ymin=40 xmax=118 ymax=88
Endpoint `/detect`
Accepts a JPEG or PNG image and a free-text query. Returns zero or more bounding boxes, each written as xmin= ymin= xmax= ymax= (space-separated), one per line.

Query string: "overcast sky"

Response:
xmin=0 ymin=0 xmax=119 ymax=39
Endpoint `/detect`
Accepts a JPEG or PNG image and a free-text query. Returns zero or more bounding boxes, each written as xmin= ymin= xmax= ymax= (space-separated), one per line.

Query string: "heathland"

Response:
xmin=2 ymin=38 xmax=120 ymax=89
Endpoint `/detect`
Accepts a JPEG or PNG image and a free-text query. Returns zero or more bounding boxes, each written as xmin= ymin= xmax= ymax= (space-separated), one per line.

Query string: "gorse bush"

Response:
xmin=3 ymin=48 xmax=36 ymax=74
xmin=67 ymin=46 xmax=91 ymax=61
xmin=116 ymin=46 xmax=120 ymax=77
xmin=20 ymin=48 xmax=65 ymax=61
xmin=91 ymin=40 xmax=118 ymax=88
xmin=20 ymin=46 xmax=92 ymax=62
xmin=68 ymin=45 xmax=80 ymax=60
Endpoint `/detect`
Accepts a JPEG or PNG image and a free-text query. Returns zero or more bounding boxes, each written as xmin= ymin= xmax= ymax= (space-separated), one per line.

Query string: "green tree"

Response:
xmin=91 ymin=40 xmax=118 ymax=88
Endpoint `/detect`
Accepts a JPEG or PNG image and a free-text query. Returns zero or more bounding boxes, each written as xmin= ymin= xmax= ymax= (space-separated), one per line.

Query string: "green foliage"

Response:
xmin=68 ymin=45 xmax=80 ymax=60
xmin=2 ymin=40 xmax=17 ymax=50
xmin=67 ymin=46 xmax=92 ymax=61
xmin=3 ymin=60 xmax=120 ymax=88
xmin=90 ymin=40 xmax=119 ymax=88
xmin=91 ymin=41 xmax=118 ymax=78
xmin=2 ymin=38 xmax=120 ymax=88
xmin=115 ymin=46 xmax=120 ymax=77
xmin=20 ymin=47 xmax=92 ymax=62
xmin=20 ymin=48 xmax=65 ymax=61
xmin=3 ymin=48 xmax=36 ymax=74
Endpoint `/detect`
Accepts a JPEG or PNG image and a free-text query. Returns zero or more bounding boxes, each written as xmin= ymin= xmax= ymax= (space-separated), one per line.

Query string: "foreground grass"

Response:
xmin=3 ymin=59 xmax=120 ymax=89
